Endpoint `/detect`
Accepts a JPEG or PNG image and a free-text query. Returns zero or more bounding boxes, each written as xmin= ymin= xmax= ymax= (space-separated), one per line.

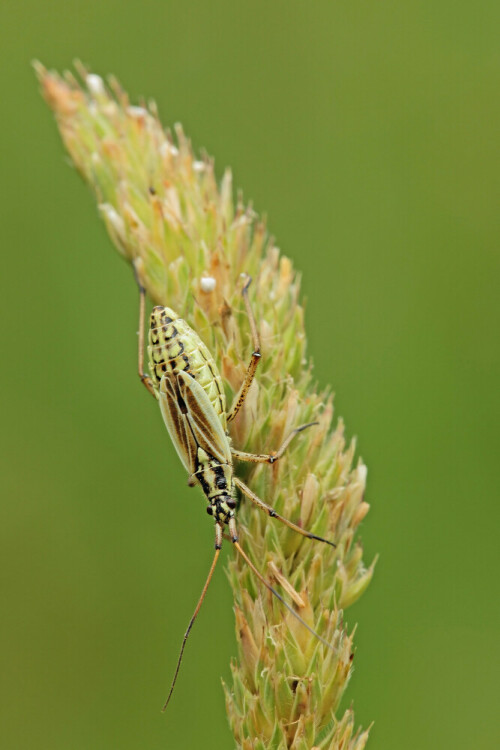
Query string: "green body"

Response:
xmin=148 ymin=306 xmax=227 ymax=428
xmin=147 ymin=305 xmax=236 ymax=535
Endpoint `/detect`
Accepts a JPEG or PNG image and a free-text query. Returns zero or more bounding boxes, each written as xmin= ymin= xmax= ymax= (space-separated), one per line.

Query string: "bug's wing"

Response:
xmin=158 ymin=375 xmax=198 ymax=475
xmin=176 ymin=370 xmax=232 ymax=465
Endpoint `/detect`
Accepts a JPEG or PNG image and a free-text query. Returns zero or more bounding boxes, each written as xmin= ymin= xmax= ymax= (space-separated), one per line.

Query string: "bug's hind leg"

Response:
xmin=227 ymin=275 xmax=261 ymax=423
xmin=233 ymin=476 xmax=336 ymax=548
xmin=135 ymin=277 xmax=156 ymax=398
xmin=231 ymin=422 xmax=319 ymax=465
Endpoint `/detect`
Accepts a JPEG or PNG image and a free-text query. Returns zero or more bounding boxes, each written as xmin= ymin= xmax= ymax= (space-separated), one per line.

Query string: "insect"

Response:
xmin=135 ymin=272 xmax=335 ymax=710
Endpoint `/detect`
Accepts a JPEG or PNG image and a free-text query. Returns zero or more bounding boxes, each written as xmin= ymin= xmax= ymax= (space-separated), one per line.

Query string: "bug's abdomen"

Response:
xmin=148 ymin=306 xmax=226 ymax=427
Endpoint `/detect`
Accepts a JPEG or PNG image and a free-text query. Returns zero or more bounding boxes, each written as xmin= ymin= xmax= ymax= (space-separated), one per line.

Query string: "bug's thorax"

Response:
xmin=191 ymin=447 xmax=236 ymax=525
xmin=194 ymin=448 xmax=234 ymax=499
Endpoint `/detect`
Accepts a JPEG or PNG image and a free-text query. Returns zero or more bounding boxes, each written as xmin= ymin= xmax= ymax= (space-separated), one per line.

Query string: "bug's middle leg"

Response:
xmin=231 ymin=422 xmax=318 ymax=464
xmin=227 ymin=275 xmax=261 ymax=423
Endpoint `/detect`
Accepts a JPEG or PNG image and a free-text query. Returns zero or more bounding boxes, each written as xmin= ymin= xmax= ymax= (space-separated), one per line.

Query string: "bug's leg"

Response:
xmin=136 ymin=283 xmax=156 ymax=398
xmin=233 ymin=476 xmax=336 ymax=548
xmin=227 ymin=275 xmax=261 ymax=423
xmin=231 ymin=538 xmax=333 ymax=651
xmin=162 ymin=526 xmax=222 ymax=713
xmin=231 ymin=421 xmax=319 ymax=464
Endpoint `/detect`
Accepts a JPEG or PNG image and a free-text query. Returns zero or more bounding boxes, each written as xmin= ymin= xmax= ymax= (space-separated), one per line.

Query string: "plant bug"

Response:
xmin=135 ymin=271 xmax=336 ymax=710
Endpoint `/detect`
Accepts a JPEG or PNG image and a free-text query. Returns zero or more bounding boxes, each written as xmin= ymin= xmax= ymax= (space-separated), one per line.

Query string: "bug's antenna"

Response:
xmin=232 ymin=541 xmax=333 ymax=652
xmin=162 ymin=546 xmax=221 ymax=712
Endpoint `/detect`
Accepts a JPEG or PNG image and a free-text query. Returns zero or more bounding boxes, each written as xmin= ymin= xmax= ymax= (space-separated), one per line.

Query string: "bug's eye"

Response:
xmin=226 ymin=499 xmax=237 ymax=509
xmin=206 ymin=505 xmax=213 ymax=516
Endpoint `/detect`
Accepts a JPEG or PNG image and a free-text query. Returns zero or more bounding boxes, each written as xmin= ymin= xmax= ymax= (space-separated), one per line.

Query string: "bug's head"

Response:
xmin=206 ymin=496 xmax=237 ymax=525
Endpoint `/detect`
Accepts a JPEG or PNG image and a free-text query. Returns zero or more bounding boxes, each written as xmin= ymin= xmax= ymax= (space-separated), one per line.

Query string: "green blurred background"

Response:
xmin=1 ymin=1 xmax=499 ymax=748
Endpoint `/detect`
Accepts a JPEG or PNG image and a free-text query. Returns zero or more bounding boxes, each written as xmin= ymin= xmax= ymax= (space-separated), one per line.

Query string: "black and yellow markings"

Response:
xmin=135 ymin=273 xmax=336 ymax=712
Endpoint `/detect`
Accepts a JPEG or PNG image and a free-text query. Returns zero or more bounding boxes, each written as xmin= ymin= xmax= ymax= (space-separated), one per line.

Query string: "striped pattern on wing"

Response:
xmin=159 ymin=369 xmax=231 ymax=472
xmin=158 ymin=376 xmax=198 ymax=474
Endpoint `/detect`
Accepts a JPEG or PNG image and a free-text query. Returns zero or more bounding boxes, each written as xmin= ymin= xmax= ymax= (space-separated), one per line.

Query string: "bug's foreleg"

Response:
xmin=136 ymin=283 xmax=156 ymax=398
xmin=231 ymin=421 xmax=319 ymax=464
xmin=233 ymin=476 xmax=336 ymax=548
xmin=227 ymin=275 xmax=261 ymax=423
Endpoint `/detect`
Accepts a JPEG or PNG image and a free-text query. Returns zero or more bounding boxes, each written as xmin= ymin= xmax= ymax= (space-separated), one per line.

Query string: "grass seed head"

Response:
xmin=37 ymin=61 xmax=375 ymax=748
